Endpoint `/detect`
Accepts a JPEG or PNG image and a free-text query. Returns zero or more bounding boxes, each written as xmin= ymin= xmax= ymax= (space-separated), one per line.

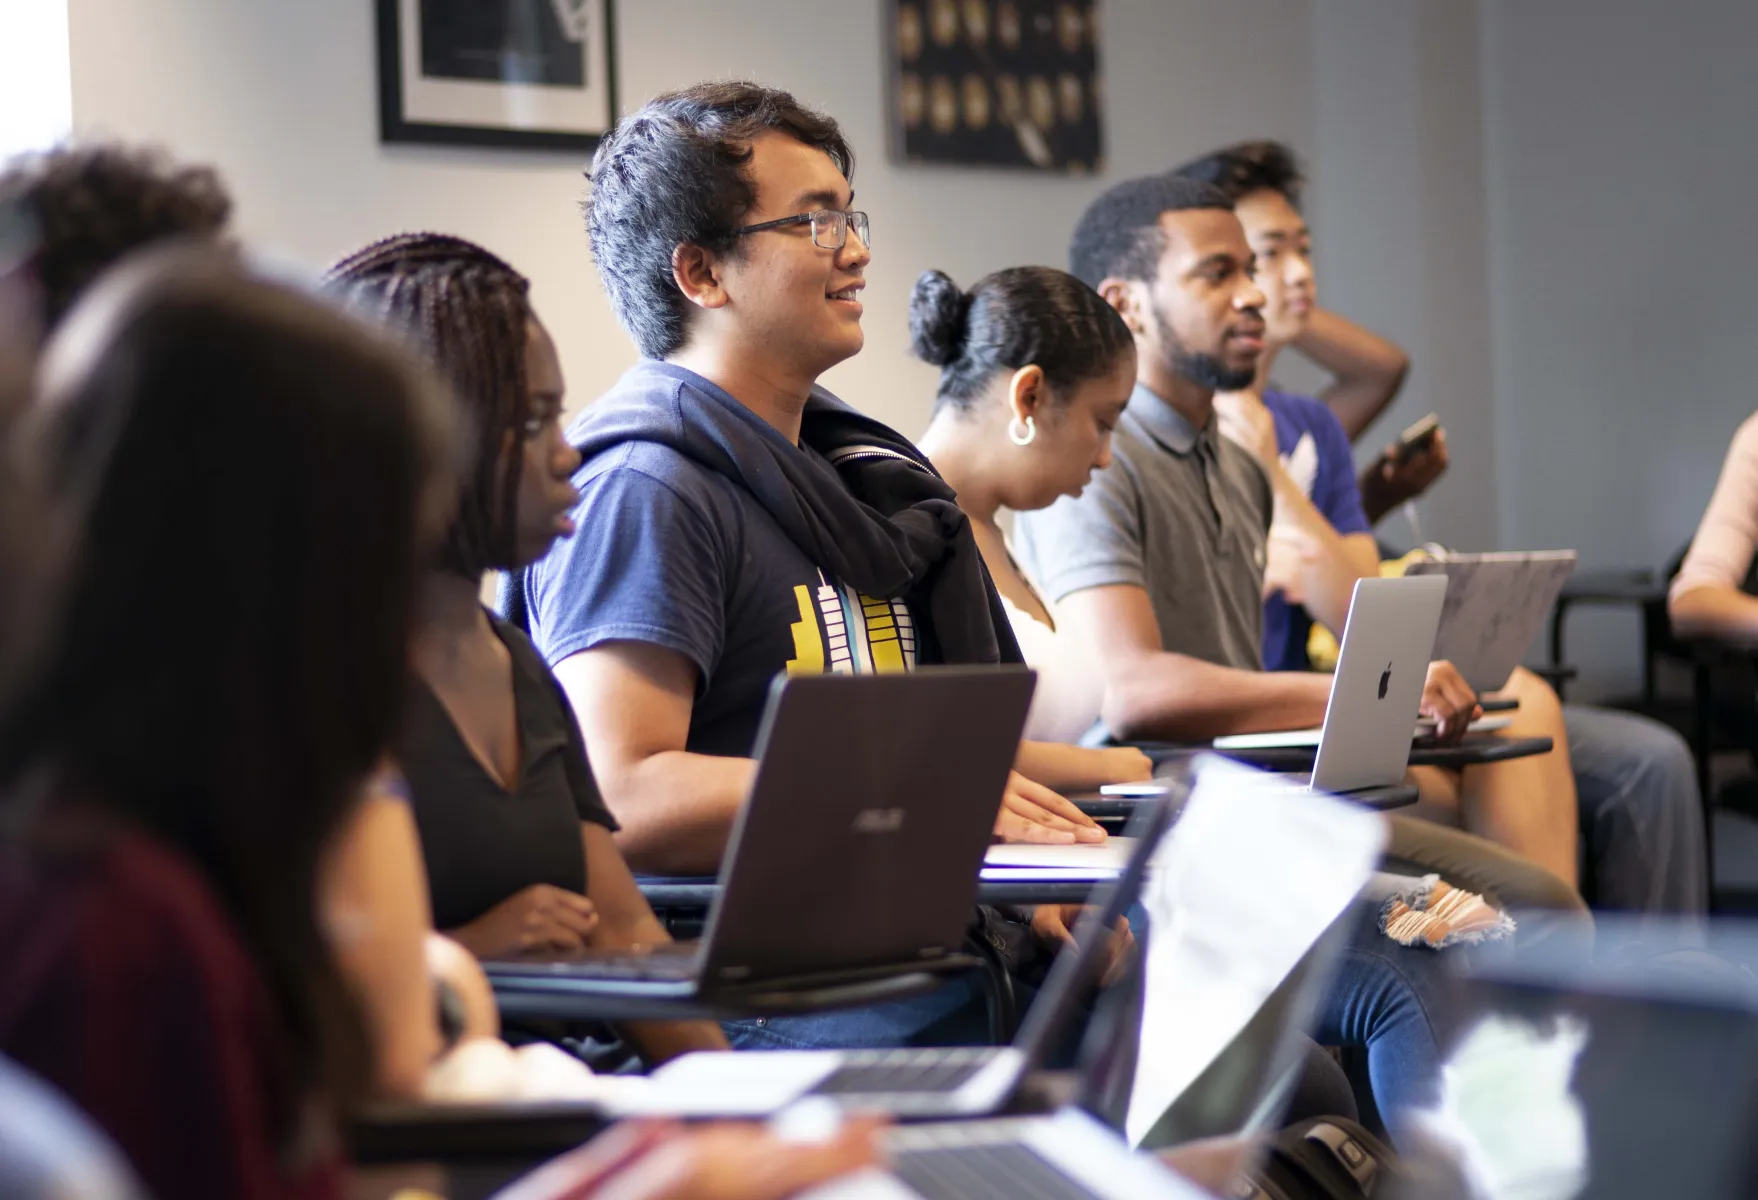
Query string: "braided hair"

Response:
xmin=325 ymin=233 xmax=535 ymax=578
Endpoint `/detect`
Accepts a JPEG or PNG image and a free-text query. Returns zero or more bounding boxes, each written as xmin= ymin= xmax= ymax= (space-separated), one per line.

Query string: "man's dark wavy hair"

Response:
xmin=585 ymin=81 xmax=853 ymax=359
xmin=1174 ymin=140 xmax=1306 ymax=209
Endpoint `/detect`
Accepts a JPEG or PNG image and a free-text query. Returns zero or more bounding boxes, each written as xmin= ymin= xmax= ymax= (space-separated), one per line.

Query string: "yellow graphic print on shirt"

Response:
xmin=785 ymin=570 xmax=917 ymax=676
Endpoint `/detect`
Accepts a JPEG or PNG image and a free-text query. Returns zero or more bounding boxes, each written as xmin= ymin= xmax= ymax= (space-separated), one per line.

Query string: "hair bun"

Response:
xmin=907 ymin=269 xmax=972 ymax=367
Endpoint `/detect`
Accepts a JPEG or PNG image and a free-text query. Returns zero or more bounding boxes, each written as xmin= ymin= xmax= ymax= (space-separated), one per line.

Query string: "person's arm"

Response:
xmin=555 ymin=640 xmax=756 ymax=877
xmin=1056 ymin=585 xmax=1477 ymax=742
xmin=1261 ymin=469 xmax=1379 ymax=634
xmin=1056 ymin=584 xmax=1333 ymax=741
xmin=581 ymin=823 xmax=730 ymax=1062
xmin=1267 ymin=527 xmax=1380 ymax=635
xmin=1215 ymin=393 xmax=1377 ymax=632
xmin=1292 ymin=307 xmax=1410 ymax=441
xmin=1669 ymin=586 xmax=1758 ymax=646
xmin=493 ymin=1116 xmax=884 ymax=1200
xmin=1014 ymin=740 xmax=1153 ymax=792
xmin=320 ymin=787 xmax=446 ymax=1099
xmin=1670 ymin=414 xmax=1758 ymax=645
xmin=557 ymin=643 xmax=1103 ymax=874
xmin=423 ymin=933 xmax=499 ymax=1042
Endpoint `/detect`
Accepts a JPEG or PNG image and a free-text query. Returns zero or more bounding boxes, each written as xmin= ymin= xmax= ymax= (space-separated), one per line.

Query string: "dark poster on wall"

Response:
xmin=418 ymin=0 xmax=585 ymax=88
xmin=886 ymin=0 xmax=1104 ymax=173
xmin=378 ymin=0 xmax=616 ymax=152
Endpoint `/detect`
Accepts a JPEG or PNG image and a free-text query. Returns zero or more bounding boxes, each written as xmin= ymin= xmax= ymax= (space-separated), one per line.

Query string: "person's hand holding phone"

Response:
xmin=1360 ymin=422 xmax=1449 ymax=524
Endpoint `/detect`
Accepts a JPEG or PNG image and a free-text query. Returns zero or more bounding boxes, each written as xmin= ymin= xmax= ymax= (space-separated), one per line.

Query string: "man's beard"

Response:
xmin=1154 ymin=306 xmax=1255 ymax=392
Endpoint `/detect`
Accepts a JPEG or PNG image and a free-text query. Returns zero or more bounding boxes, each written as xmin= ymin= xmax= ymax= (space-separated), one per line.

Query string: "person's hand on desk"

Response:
xmin=1030 ymin=905 xmax=1134 ymax=987
xmin=1359 ymin=427 xmax=1449 ymax=522
xmin=996 ymin=771 xmax=1108 ymax=844
xmin=1420 ymin=661 xmax=1481 ymax=744
xmin=449 ymin=884 xmax=600 ymax=958
xmin=493 ymin=1115 xmax=884 ymax=1200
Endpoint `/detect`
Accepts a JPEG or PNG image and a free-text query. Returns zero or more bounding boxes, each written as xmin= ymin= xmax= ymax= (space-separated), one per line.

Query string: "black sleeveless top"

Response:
xmin=400 ymin=615 xmax=617 ymax=931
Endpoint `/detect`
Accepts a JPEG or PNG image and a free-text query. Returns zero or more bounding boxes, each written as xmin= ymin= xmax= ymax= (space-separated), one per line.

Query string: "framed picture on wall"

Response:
xmin=376 ymin=0 xmax=617 ymax=152
xmin=885 ymin=0 xmax=1104 ymax=173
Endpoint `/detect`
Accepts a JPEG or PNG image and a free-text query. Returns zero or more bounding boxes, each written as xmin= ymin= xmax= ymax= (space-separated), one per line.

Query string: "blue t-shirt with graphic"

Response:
xmin=1261 ymin=390 xmax=1372 ymax=672
xmin=524 ymin=433 xmax=915 ymax=759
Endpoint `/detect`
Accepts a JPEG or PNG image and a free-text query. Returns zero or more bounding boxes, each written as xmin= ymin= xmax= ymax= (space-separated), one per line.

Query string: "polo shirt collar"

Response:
xmin=1125 ymin=382 xmax=1218 ymax=459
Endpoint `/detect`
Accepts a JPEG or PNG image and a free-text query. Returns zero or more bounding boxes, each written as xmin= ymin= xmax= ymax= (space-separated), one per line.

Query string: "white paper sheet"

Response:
xmin=983 ymin=839 xmax=1137 ymax=870
xmin=1125 ymin=757 xmax=1387 ymax=1146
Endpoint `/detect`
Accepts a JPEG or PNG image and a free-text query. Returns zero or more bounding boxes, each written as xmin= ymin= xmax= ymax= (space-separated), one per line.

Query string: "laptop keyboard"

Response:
xmin=496 ymin=952 xmax=698 ymax=981
xmin=892 ymin=1141 xmax=1098 ymax=1200
xmin=810 ymin=1048 xmax=1000 ymax=1097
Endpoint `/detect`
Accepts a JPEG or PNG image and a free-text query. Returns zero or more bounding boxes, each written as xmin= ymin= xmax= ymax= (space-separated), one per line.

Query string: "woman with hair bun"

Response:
xmin=915 ymin=266 xmax=1138 ymax=744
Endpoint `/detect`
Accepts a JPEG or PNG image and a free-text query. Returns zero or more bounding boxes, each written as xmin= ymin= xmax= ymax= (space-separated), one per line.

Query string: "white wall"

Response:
xmin=1307 ymin=0 xmax=1495 ymax=553
xmin=0 ymin=0 xmax=71 ymax=158
xmin=55 ymin=0 xmax=1758 ymax=696
xmin=66 ymin=0 xmax=1313 ymax=442
xmin=1481 ymin=0 xmax=1758 ymax=695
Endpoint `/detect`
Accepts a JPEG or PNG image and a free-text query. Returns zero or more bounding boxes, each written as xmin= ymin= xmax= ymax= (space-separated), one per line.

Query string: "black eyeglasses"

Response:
xmin=733 ymin=209 xmax=871 ymax=251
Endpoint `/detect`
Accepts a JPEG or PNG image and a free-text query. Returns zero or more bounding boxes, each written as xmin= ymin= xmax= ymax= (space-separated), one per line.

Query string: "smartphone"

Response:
xmin=1389 ymin=413 xmax=1441 ymax=465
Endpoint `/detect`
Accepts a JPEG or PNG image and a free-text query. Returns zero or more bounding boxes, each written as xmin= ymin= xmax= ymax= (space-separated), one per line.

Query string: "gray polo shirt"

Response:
xmin=1013 ymin=382 xmax=1272 ymax=671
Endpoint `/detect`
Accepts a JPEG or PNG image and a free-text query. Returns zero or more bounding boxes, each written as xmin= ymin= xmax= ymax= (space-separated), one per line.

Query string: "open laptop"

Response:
xmin=636 ymin=791 xmax=1181 ymax=1118
xmin=1212 ymin=575 xmax=1449 ymax=793
xmin=1413 ymin=919 xmax=1758 ymax=1199
xmin=484 ymin=667 xmax=1034 ymax=1000
xmin=815 ymin=755 xmax=1386 ymax=1200
xmin=1405 ymin=550 xmax=1579 ymax=693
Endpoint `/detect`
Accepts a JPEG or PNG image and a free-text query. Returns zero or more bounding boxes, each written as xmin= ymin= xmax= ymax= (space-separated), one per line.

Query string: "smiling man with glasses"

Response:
xmin=516 ymin=81 xmax=1124 ymax=1052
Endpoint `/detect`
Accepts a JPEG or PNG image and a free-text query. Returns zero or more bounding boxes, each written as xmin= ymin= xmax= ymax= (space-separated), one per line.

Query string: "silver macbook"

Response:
xmin=1404 ymin=550 xmax=1578 ymax=693
xmin=1213 ymin=575 xmax=1448 ymax=793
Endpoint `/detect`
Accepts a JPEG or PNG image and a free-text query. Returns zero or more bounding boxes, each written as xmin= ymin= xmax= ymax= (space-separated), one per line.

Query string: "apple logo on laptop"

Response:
xmin=1378 ymin=662 xmax=1393 ymax=700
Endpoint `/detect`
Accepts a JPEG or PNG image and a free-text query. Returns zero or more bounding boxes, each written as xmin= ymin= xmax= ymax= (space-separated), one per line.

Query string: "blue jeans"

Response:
xmin=1565 ymin=705 xmax=1708 ymax=915
xmin=1310 ymin=897 xmax=1479 ymax=1138
xmin=723 ymin=971 xmax=999 ymax=1051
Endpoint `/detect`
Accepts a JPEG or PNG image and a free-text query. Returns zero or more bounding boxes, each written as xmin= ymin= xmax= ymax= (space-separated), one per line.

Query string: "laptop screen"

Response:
xmin=1414 ymin=922 xmax=1758 ymax=1199
xmin=1123 ymin=756 xmax=1388 ymax=1149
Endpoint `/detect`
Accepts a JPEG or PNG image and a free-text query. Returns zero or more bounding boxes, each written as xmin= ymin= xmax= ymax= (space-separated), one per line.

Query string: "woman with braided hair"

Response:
xmin=325 ymin=233 xmax=727 ymax=1066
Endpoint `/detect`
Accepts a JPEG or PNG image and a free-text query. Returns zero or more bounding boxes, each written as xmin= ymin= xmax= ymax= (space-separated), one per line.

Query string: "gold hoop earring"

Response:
xmin=1008 ymin=415 xmax=1037 ymax=447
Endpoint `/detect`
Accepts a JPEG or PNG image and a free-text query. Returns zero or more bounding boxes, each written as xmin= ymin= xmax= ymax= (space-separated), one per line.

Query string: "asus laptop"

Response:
xmin=484 ymin=667 xmax=1034 ymax=1001
xmin=637 ymin=791 xmax=1180 ymax=1118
